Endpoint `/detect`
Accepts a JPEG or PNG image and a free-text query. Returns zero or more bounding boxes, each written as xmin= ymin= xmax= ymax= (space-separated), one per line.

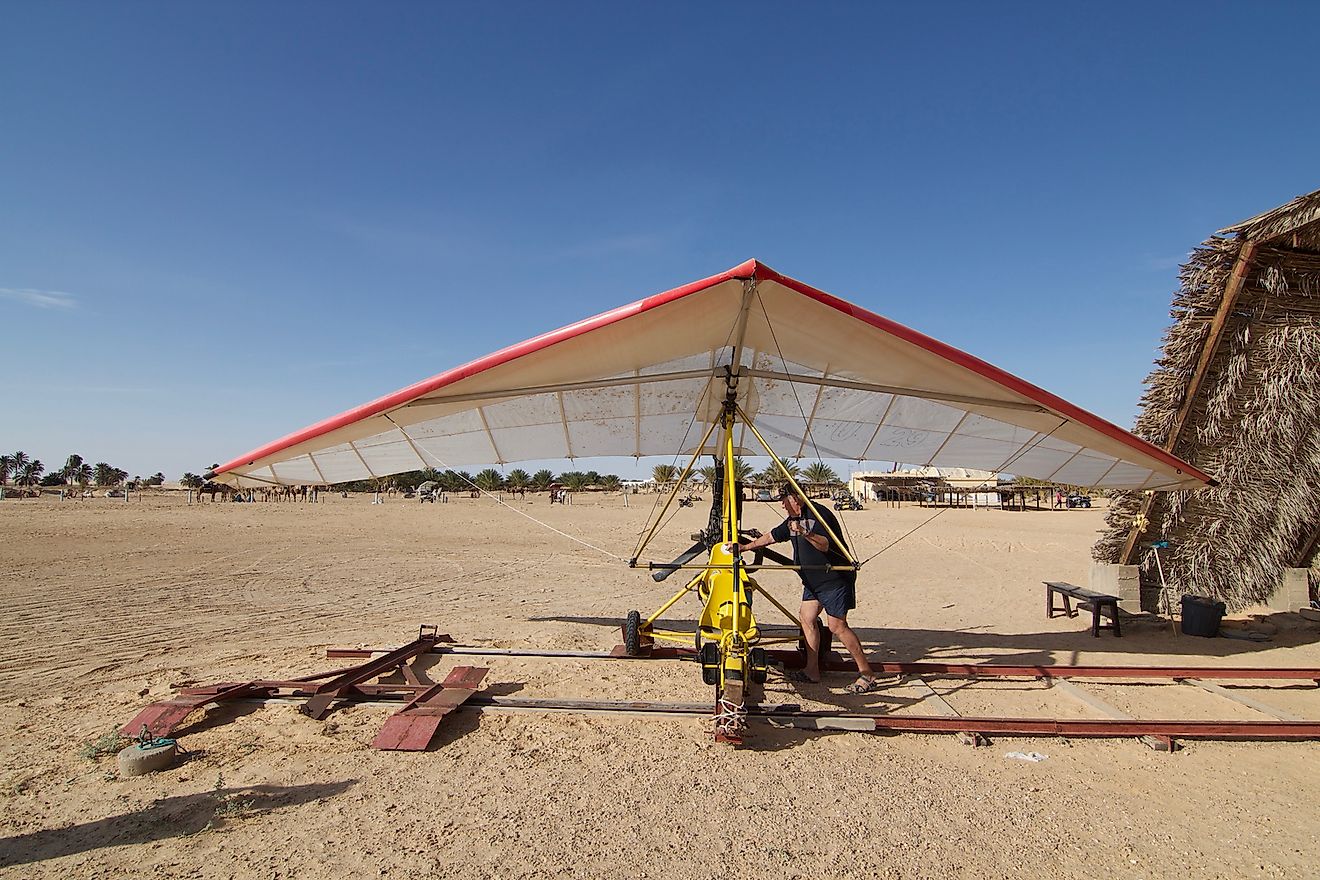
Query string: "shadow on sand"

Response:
xmin=530 ymin=613 xmax=1320 ymax=667
xmin=0 ymin=779 xmax=356 ymax=868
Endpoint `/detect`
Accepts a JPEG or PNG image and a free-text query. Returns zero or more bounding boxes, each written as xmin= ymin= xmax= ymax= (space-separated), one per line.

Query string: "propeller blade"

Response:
xmin=652 ymin=540 xmax=708 ymax=582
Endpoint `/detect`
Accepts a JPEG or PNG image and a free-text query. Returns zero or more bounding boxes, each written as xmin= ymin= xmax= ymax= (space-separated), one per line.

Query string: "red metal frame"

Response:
xmin=373 ymin=666 xmax=488 ymax=751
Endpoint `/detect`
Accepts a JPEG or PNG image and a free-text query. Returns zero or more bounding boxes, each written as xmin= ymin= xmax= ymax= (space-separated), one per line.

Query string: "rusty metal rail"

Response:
xmin=120 ymin=630 xmax=1320 ymax=751
xmin=203 ymin=691 xmax=1320 ymax=743
xmin=331 ymin=642 xmax=1320 ymax=682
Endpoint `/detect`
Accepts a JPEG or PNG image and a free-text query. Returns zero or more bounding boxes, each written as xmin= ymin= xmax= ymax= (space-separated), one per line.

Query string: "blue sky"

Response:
xmin=3 ymin=2 xmax=1317 ymax=482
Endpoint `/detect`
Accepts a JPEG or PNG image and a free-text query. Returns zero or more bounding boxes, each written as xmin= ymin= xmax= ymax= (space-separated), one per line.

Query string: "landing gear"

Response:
xmin=623 ymin=610 xmax=642 ymax=656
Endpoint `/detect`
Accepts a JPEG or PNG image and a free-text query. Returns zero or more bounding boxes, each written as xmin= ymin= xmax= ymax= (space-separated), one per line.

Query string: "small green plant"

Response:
xmin=78 ymin=729 xmax=127 ymax=761
xmin=208 ymin=773 xmax=256 ymax=824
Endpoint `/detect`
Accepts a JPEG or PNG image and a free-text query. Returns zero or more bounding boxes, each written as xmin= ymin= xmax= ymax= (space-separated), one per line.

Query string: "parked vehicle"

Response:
xmin=416 ymin=481 xmax=440 ymax=503
xmin=754 ymin=488 xmax=774 ymax=502
xmin=833 ymin=493 xmax=863 ymax=511
xmin=1066 ymin=494 xmax=1092 ymax=508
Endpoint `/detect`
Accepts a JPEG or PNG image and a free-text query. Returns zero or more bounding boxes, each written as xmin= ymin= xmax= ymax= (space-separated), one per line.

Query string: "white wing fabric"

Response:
xmin=209 ymin=260 xmax=1210 ymax=491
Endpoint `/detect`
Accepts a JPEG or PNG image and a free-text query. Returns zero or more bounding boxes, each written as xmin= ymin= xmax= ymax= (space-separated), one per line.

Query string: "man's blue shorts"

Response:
xmin=802 ymin=578 xmax=856 ymax=619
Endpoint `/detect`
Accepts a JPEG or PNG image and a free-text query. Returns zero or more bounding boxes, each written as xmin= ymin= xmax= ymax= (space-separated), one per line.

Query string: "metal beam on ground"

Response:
xmin=373 ymin=666 xmax=489 ymax=751
xmin=1176 ymin=678 xmax=1305 ymax=722
xmin=299 ymin=632 xmax=445 ymax=720
xmin=1047 ymin=676 xmax=1170 ymax=750
xmin=905 ymin=676 xmax=986 ymax=746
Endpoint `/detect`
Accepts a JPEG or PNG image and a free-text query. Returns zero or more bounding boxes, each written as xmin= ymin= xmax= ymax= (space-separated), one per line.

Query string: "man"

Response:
xmin=726 ymin=485 xmax=879 ymax=693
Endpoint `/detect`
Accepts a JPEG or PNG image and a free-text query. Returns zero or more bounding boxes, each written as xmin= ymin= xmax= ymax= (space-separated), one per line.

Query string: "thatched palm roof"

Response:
xmin=1093 ymin=188 xmax=1320 ymax=610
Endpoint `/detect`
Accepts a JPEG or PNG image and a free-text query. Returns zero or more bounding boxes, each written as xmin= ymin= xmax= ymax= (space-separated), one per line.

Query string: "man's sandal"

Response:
xmin=844 ymin=675 xmax=882 ymax=694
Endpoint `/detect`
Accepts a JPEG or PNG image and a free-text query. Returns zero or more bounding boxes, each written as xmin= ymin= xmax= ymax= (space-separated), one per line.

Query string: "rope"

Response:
xmin=713 ymin=696 xmax=746 ymax=735
xmin=860 ymin=505 xmax=951 ymax=565
xmin=134 ymin=725 xmax=188 ymax=754
xmin=388 ymin=418 xmax=627 ymax=563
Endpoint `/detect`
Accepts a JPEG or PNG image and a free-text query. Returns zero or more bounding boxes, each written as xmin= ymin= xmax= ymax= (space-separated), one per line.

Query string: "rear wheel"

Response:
xmin=623 ymin=610 xmax=642 ymax=656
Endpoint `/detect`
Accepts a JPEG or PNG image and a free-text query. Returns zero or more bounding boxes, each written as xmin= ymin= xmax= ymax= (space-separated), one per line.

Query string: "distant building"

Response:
xmin=849 ymin=467 xmax=1002 ymax=506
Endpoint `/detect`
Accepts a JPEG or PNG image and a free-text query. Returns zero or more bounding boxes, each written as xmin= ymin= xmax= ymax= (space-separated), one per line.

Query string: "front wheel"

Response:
xmin=750 ymin=647 xmax=768 ymax=683
xmin=623 ymin=610 xmax=642 ymax=656
xmin=700 ymin=641 xmax=720 ymax=686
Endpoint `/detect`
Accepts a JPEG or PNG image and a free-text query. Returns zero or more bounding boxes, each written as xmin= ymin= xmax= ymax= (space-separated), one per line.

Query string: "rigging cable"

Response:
xmin=753 ymin=286 xmax=858 ymax=555
xmin=386 ymin=415 xmax=627 ymax=563
xmin=629 ymin=301 xmax=747 ymax=561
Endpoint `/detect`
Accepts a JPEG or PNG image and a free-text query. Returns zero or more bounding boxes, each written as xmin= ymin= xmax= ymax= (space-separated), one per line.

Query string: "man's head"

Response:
xmin=777 ymin=485 xmax=803 ymax=516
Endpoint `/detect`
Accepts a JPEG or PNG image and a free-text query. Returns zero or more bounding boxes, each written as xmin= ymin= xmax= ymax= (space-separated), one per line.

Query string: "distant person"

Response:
xmin=726 ymin=485 xmax=879 ymax=693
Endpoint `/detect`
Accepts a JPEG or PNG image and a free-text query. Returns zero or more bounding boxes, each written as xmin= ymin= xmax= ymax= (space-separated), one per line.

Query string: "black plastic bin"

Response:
xmin=1180 ymin=594 xmax=1226 ymax=637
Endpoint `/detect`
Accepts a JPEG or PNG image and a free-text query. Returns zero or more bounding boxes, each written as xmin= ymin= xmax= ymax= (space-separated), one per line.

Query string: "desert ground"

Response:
xmin=2 ymin=490 xmax=1318 ymax=879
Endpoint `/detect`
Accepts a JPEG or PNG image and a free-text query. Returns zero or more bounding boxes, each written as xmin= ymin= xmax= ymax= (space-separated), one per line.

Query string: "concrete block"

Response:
xmin=1266 ymin=568 xmax=1311 ymax=613
xmin=1091 ymin=563 xmax=1141 ymax=612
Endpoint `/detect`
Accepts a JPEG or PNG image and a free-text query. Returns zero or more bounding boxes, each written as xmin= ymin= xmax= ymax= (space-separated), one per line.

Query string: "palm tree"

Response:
xmin=9 ymin=452 xmax=30 ymax=484
xmin=532 ymin=469 xmax=556 ymax=490
xmin=181 ymin=473 xmax=204 ymax=489
xmin=74 ymin=462 xmax=93 ymax=489
xmin=803 ymin=461 xmax=841 ymax=494
xmin=474 ymin=468 xmax=504 ymax=492
xmin=151 ymin=472 xmax=165 ymax=486
xmin=506 ymin=469 xmax=532 ymax=492
xmin=62 ymin=454 xmax=84 ymax=485
xmin=652 ymin=464 xmax=678 ymax=491
xmin=0 ymin=454 xmax=12 ymax=485
xmin=601 ymin=475 xmax=622 ymax=492
xmin=16 ymin=459 xmax=44 ymax=489
xmin=758 ymin=456 xmax=799 ymax=486
xmin=93 ymin=462 xmax=117 ymax=487
xmin=560 ymin=471 xmax=590 ymax=491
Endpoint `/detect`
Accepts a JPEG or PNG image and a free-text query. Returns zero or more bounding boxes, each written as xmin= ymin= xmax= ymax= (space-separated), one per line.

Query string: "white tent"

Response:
xmin=210 ymin=260 xmax=1210 ymax=492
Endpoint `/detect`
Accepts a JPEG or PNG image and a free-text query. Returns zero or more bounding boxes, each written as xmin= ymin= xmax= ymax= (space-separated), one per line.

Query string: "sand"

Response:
xmin=2 ymin=491 xmax=1319 ymax=879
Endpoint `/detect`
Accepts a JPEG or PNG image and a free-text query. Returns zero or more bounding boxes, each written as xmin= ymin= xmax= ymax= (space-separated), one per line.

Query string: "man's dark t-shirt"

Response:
xmin=770 ymin=503 xmax=854 ymax=593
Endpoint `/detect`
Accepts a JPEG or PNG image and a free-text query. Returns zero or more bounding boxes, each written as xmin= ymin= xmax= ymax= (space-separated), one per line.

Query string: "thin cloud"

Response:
xmin=0 ymin=287 xmax=78 ymax=309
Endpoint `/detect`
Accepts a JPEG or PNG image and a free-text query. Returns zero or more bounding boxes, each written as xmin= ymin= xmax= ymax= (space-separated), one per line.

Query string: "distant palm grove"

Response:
xmin=332 ymin=456 xmax=842 ymax=495
xmin=2 ymin=448 xmax=843 ymax=497
xmin=0 ymin=450 xmax=165 ymax=495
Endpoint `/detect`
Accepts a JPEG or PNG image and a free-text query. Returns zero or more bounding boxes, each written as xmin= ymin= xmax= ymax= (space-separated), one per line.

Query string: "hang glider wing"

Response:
xmin=209 ymin=260 xmax=1211 ymax=491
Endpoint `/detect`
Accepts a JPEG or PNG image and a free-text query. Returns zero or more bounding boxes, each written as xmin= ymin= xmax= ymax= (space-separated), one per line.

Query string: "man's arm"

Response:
xmin=800 ymin=530 xmax=829 ymax=553
xmin=727 ymin=531 xmax=777 ymax=554
xmin=727 ymin=520 xmax=825 ymax=554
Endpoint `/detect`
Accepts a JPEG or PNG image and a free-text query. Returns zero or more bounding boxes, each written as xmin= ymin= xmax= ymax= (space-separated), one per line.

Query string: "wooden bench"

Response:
xmin=1045 ymin=581 xmax=1122 ymax=637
